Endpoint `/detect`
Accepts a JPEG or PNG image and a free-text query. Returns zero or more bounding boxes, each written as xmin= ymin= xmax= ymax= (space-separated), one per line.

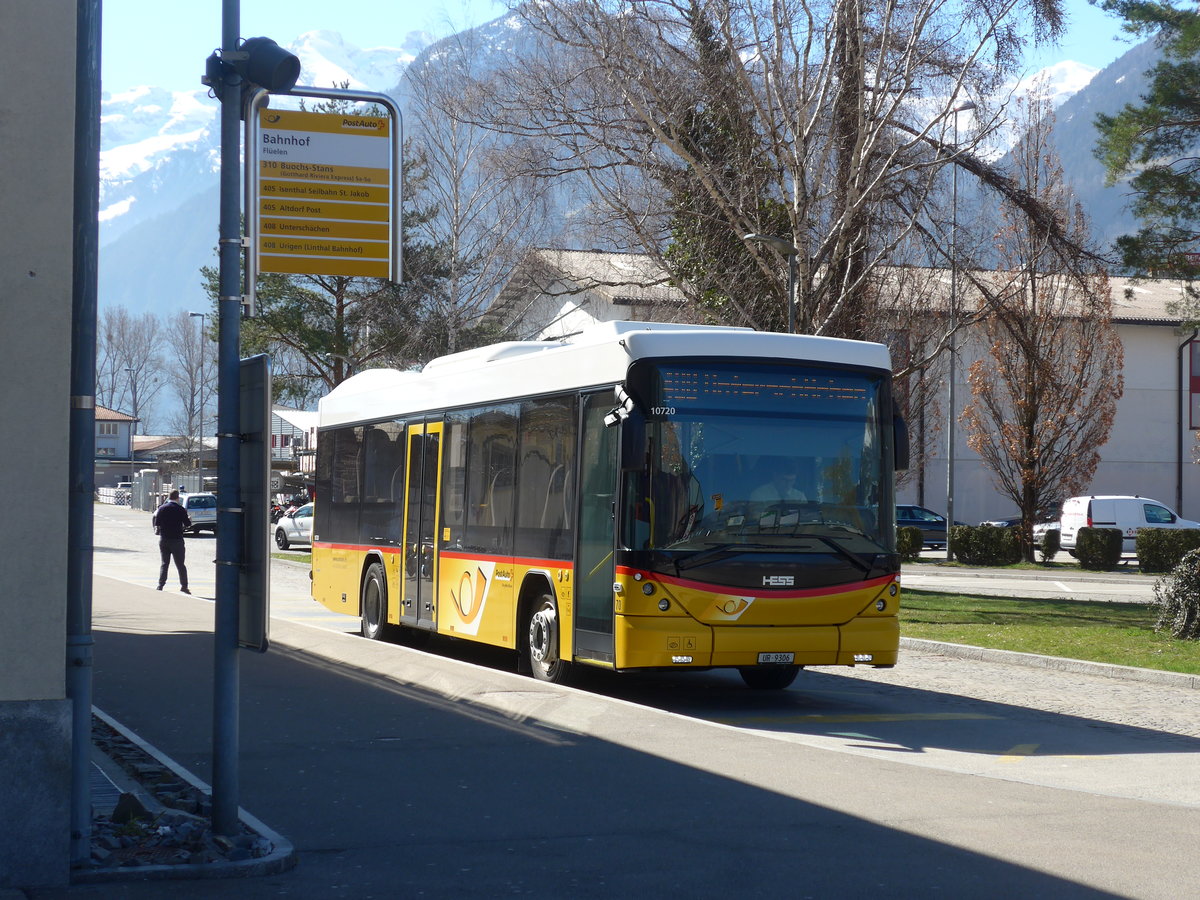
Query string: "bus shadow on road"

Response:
xmin=91 ymin=625 xmax=1168 ymax=898
xmin=573 ymin=663 xmax=1200 ymax=765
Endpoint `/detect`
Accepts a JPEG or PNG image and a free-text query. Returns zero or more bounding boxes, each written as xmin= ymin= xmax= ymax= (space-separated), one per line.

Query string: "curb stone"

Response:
xmin=73 ymin=708 xmax=296 ymax=884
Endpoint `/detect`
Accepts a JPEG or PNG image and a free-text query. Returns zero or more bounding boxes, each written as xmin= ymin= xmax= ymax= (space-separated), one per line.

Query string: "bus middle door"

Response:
xmin=402 ymin=421 xmax=443 ymax=631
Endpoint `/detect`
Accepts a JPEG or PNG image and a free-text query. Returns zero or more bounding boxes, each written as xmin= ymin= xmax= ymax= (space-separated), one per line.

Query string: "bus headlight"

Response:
xmin=658 ymin=598 xmax=670 ymax=611
xmin=875 ymin=598 xmax=887 ymax=611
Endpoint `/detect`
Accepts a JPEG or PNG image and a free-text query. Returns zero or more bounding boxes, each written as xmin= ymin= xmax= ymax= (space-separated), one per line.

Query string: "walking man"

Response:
xmin=153 ymin=489 xmax=191 ymax=593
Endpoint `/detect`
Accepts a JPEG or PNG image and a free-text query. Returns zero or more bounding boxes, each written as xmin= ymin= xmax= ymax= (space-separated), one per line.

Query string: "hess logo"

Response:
xmin=762 ymin=575 xmax=794 ymax=587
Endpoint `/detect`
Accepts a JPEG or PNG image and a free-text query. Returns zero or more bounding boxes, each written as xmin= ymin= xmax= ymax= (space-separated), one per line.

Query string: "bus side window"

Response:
xmin=515 ymin=396 xmax=577 ymax=559
xmin=462 ymin=404 xmax=517 ymax=554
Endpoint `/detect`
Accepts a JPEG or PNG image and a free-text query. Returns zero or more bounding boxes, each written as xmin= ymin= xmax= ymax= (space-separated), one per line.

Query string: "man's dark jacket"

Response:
xmin=153 ymin=500 xmax=191 ymax=539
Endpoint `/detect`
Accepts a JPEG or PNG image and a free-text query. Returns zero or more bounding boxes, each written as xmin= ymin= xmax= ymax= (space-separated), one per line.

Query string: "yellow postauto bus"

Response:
xmin=312 ymin=321 xmax=907 ymax=689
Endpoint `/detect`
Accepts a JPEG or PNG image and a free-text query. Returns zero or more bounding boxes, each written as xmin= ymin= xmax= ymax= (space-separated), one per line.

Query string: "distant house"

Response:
xmin=273 ymin=408 xmax=318 ymax=474
xmin=489 ymin=251 xmax=1200 ymax=523
xmin=93 ymin=405 xmax=137 ymax=487
xmin=486 ymin=248 xmax=695 ymax=340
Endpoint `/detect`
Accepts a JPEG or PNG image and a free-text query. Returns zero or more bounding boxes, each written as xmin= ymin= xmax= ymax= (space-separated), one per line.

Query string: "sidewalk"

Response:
xmin=904 ymin=558 xmax=1159 ymax=585
xmin=25 ymin=574 xmax=1200 ymax=898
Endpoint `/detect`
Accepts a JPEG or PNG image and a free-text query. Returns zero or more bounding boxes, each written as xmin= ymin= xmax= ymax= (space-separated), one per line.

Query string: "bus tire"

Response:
xmin=526 ymin=593 xmax=568 ymax=684
xmin=361 ymin=562 xmax=388 ymax=641
xmin=738 ymin=665 xmax=800 ymax=690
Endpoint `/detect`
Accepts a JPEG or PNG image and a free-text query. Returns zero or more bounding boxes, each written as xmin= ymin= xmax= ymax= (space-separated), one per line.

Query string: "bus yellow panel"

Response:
xmin=837 ymin=615 xmax=899 ymax=666
xmin=437 ymin=554 xmax=517 ymax=647
xmin=710 ymin=625 xmax=841 ymax=667
xmin=614 ymin=614 xmax=713 ymax=669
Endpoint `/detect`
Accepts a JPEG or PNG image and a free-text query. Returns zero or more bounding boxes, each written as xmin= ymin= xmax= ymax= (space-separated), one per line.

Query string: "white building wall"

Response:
xmin=900 ymin=320 xmax=1200 ymax=522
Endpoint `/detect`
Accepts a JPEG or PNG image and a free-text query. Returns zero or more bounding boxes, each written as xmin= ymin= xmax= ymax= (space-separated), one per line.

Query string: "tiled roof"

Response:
xmin=95 ymin=405 xmax=136 ymax=422
xmin=490 ymin=250 xmax=1193 ymax=330
xmin=491 ymin=248 xmax=686 ymax=314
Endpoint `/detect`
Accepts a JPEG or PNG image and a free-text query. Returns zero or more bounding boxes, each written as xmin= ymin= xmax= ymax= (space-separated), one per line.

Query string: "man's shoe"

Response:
xmin=180 ymin=588 xmax=191 ymax=595
xmin=156 ymin=585 xmax=164 ymax=590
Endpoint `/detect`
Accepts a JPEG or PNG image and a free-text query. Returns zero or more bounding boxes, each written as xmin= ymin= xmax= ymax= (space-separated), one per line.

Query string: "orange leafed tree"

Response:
xmin=962 ymin=97 xmax=1123 ymax=560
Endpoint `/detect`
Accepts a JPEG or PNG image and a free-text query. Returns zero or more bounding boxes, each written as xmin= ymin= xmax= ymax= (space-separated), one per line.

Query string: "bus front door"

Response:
xmin=402 ymin=422 xmax=442 ymax=630
xmin=574 ymin=392 xmax=617 ymax=663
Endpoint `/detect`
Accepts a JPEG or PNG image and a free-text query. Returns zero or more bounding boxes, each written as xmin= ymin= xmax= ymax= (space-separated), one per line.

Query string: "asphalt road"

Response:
xmin=78 ymin=502 xmax=1200 ymax=897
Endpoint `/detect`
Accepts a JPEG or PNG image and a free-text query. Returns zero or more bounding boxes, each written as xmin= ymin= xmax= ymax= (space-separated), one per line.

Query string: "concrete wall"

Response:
xmin=0 ymin=0 xmax=77 ymax=887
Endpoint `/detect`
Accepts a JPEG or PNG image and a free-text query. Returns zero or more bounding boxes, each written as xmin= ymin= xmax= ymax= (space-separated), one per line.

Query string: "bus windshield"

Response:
xmin=621 ymin=361 xmax=894 ymax=563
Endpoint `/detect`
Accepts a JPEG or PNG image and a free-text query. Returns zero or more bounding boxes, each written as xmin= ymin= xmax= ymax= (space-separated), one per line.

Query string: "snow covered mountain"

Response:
xmin=1011 ymin=59 xmax=1100 ymax=107
xmin=97 ymin=29 xmax=431 ymax=317
xmin=98 ymin=30 xmax=426 ymax=250
xmin=95 ymin=14 xmax=1128 ymax=319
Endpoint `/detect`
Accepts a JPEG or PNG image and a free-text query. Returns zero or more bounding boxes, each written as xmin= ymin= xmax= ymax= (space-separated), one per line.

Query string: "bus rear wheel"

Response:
xmin=527 ymin=594 xmax=568 ymax=684
xmin=738 ymin=665 xmax=800 ymax=690
xmin=361 ymin=562 xmax=388 ymax=641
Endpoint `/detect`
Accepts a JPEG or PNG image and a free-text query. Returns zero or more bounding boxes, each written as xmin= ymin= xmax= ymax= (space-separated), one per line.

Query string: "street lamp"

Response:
xmin=125 ymin=366 xmax=137 ymax=503
xmin=743 ymin=232 xmax=799 ymax=334
xmin=190 ymin=311 xmax=206 ymax=485
xmin=946 ymin=100 xmax=976 ymax=561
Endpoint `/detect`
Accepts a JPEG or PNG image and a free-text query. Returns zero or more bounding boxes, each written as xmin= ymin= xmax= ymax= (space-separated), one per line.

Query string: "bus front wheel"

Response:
xmin=738 ymin=665 xmax=800 ymax=690
xmin=526 ymin=593 xmax=568 ymax=684
xmin=361 ymin=563 xmax=388 ymax=641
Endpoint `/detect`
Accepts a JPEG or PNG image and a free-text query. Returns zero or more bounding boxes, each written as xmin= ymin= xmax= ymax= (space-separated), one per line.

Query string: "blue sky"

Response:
xmin=101 ymin=0 xmax=509 ymax=95
xmin=101 ymin=0 xmax=1137 ymax=96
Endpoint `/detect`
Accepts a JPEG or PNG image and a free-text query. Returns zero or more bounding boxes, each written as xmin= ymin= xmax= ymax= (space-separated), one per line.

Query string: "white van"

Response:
xmin=1058 ymin=495 xmax=1200 ymax=555
xmin=179 ymin=491 xmax=217 ymax=534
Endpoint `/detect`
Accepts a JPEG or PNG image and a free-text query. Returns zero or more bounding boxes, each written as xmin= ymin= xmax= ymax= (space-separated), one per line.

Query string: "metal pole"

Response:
xmin=191 ymin=311 xmax=206 ymax=482
xmin=67 ymin=0 xmax=101 ymax=865
xmin=127 ymin=369 xmax=137 ymax=495
xmin=946 ymin=102 xmax=974 ymax=560
xmin=213 ymin=0 xmax=244 ymax=837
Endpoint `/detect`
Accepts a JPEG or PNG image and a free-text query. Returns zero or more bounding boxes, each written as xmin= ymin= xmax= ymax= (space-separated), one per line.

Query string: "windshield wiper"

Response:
xmin=673 ymin=542 xmax=779 ymax=572
xmin=811 ymin=535 xmax=874 ymax=574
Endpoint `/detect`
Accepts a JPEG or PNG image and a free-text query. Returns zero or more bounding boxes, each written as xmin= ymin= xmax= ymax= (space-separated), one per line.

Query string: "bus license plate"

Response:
xmin=757 ymin=652 xmax=794 ymax=665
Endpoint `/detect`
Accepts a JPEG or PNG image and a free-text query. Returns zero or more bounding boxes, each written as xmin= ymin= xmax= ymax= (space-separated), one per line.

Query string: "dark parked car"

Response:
xmin=979 ymin=515 xmax=1022 ymax=528
xmin=979 ymin=503 xmax=1062 ymax=533
xmin=896 ymin=504 xmax=957 ymax=549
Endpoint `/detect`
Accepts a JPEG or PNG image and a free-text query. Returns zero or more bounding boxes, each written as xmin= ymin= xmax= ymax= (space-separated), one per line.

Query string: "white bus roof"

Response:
xmin=318 ymin=320 xmax=892 ymax=428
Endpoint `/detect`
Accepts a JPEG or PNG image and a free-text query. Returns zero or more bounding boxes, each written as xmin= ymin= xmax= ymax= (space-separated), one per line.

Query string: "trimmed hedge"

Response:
xmin=897 ymin=526 xmax=924 ymax=562
xmin=1075 ymin=527 xmax=1123 ymax=570
xmin=1136 ymin=528 xmax=1200 ymax=574
xmin=1039 ymin=528 xmax=1060 ymax=563
xmin=950 ymin=524 xmax=1022 ymax=566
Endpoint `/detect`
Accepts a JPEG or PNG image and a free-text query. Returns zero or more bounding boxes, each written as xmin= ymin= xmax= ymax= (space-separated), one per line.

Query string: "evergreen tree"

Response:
xmin=1095 ymin=1 xmax=1200 ymax=281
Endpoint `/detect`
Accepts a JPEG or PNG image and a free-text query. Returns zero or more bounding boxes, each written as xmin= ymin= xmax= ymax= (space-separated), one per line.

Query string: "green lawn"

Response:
xmin=271 ymin=551 xmax=311 ymax=564
xmin=901 ymin=589 xmax=1200 ymax=676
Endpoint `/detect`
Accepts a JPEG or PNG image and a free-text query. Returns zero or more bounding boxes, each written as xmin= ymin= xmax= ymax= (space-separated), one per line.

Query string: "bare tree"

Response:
xmin=96 ymin=305 xmax=164 ymax=432
xmin=962 ymin=96 xmax=1123 ymax=560
xmin=162 ymin=309 xmax=214 ymax=471
xmin=472 ymin=0 xmax=1065 ymax=343
xmin=402 ymin=26 xmax=556 ymax=353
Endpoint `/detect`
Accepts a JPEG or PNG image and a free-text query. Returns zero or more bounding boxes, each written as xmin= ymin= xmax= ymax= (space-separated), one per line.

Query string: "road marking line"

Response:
xmin=999 ymin=743 xmax=1039 ymax=762
xmin=1054 ymin=581 xmax=1073 ymax=592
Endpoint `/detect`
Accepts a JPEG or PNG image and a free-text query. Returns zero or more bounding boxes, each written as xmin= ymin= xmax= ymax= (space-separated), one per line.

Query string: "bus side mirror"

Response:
xmin=621 ymin=415 xmax=646 ymax=471
xmin=893 ymin=415 xmax=910 ymax=471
